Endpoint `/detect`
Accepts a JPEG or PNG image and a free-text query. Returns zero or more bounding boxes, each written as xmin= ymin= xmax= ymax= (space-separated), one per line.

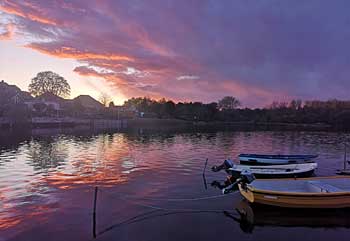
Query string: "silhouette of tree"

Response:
xmin=119 ymin=96 xmax=350 ymax=130
xmin=109 ymin=101 xmax=115 ymax=108
xmin=218 ymin=96 xmax=241 ymax=110
xmin=289 ymin=99 xmax=303 ymax=110
xmin=28 ymin=71 xmax=70 ymax=97
xmin=161 ymin=100 xmax=176 ymax=117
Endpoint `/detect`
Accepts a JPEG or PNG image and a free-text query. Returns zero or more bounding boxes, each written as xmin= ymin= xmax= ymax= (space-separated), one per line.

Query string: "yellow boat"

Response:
xmin=238 ymin=176 xmax=350 ymax=208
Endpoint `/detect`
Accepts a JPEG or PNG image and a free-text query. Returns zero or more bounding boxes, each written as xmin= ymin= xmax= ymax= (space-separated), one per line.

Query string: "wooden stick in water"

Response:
xmin=93 ymin=186 xmax=98 ymax=239
xmin=344 ymin=143 xmax=347 ymax=171
xmin=203 ymin=158 xmax=208 ymax=175
xmin=202 ymin=158 xmax=209 ymax=190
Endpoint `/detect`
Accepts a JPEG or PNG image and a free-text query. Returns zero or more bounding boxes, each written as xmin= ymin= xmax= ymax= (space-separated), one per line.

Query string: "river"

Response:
xmin=1 ymin=129 xmax=350 ymax=241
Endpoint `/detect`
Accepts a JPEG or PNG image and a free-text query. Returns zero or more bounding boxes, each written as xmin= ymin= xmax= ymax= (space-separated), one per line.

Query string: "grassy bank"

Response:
xmin=128 ymin=118 xmax=334 ymax=131
xmin=128 ymin=118 xmax=192 ymax=127
xmin=0 ymin=116 xmax=338 ymax=132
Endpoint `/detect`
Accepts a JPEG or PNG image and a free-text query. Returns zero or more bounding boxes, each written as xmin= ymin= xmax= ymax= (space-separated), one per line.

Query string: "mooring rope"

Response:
xmin=96 ymin=208 xmax=239 ymax=238
xmin=99 ymin=187 xmax=237 ymax=202
xmin=121 ymin=198 xmax=235 ymax=212
xmin=92 ymin=185 xmax=241 ymax=240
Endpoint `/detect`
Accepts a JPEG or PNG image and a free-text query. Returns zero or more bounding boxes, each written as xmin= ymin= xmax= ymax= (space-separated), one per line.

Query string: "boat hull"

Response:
xmin=230 ymin=169 xmax=315 ymax=179
xmin=238 ymin=177 xmax=350 ymax=208
xmin=228 ymin=163 xmax=317 ymax=179
xmin=235 ymin=200 xmax=350 ymax=230
xmin=239 ymin=159 xmax=315 ymax=166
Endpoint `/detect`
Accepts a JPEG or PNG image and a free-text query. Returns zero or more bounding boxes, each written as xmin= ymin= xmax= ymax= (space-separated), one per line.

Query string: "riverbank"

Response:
xmin=0 ymin=117 xmax=127 ymax=129
xmin=0 ymin=117 xmax=338 ymax=132
xmin=130 ymin=119 xmax=333 ymax=131
xmin=194 ymin=121 xmax=333 ymax=131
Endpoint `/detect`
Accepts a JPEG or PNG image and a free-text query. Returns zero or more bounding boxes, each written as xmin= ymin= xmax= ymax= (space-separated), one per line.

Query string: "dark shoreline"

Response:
xmin=0 ymin=117 xmax=341 ymax=132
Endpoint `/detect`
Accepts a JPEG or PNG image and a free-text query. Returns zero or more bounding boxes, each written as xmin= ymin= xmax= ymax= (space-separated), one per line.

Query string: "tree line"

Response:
xmin=123 ymin=96 xmax=350 ymax=129
xmin=3 ymin=71 xmax=350 ymax=130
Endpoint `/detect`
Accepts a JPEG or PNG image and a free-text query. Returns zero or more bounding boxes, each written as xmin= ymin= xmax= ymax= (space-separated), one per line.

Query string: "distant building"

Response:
xmin=72 ymin=95 xmax=104 ymax=117
xmin=24 ymin=94 xmax=104 ymax=117
xmin=27 ymin=93 xmax=64 ymax=109
xmin=24 ymin=100 xmax=61 ymax=113
xmin=0 ymin=80 xmax=132 ymax=120
xmin=37 ymin=92 xmax=65 ymax=103
xmin=108 ymin=105 xmax=138 ymax=119
xmin=24 ymin=93 xmax=65 ymax=116
xmin=0 ymin=80 xmax=33 ymax=105
xmin=73 ymin=95 xmax=104 ymax=110
xmin=0 ymin=80 xmax=33 ymax=118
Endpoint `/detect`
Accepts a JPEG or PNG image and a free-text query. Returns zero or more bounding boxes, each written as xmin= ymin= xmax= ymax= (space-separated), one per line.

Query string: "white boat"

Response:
xmin=238 ymin=176 xmax=350 ymax=208
xmin=239 ymin=154 xmax=318 ymax=165
xmin=228 ymin=163 xmax=317 ymax=178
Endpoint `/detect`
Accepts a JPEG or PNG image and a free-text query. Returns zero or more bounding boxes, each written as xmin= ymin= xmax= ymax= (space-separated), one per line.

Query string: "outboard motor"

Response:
xmin=224 ymin=159 xmax=234 ymax=169
xmin=240 ymin=170 xmax=255 ymax=184
xmin=222 ymin=170 xmax=255 ymax=194
xmin=212 ymin=159 xmax=234 ymax=172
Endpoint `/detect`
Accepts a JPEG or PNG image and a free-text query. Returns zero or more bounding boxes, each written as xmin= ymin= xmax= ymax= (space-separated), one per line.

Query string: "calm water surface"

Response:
xmin=1 ymin=130 xmax=350 ymax=241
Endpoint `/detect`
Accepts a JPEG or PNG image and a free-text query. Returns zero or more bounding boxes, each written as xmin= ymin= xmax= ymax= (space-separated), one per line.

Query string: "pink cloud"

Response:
xmin=0 ymin=0 xmax=59 ymax=25
xmin=0 ymin=23 xmax=14 ymax=40
xmin=3 ymin=0 xmax=344 ymax=106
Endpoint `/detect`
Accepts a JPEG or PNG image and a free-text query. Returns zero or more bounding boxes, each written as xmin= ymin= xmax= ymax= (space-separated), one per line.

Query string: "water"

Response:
xmin=1 ymin=129 xmax=350 ymax=241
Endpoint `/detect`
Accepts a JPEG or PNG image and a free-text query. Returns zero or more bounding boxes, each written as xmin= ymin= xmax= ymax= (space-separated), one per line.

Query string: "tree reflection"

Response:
xmin=27 ymin=138 xmax=68 ymax=171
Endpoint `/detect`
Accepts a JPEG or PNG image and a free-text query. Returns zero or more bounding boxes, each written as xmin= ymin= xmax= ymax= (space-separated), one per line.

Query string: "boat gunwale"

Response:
xmin=253 ymin=175 xmax=350 ymax=181
xmin=228 ymin=163 xmax=318 ymax=174
xmin=239 ymin=154 xmax=318 ymax=160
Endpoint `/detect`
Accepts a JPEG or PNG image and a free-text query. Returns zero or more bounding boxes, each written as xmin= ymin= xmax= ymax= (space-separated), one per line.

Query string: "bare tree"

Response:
xmin=289 ymin=99 xmax=303 ymax=110
xmin=99 ymin=93 xmax=111 ymax=107
xmin=28 ymin=71 xmax=71 ymax=97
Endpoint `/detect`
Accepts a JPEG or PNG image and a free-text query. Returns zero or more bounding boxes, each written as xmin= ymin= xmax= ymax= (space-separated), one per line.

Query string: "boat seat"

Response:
xmin=307 ymin=181 xmax=342 ymax=193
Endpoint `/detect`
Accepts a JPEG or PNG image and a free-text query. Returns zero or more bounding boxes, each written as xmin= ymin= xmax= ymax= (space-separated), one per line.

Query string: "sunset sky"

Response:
xmin=0 ymin=0 xmax=350 ymax=107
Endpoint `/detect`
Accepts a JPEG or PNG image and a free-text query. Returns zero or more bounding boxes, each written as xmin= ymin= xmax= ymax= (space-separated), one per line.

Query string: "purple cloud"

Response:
xmin=1 ymin=0 xmax=350 ymax=106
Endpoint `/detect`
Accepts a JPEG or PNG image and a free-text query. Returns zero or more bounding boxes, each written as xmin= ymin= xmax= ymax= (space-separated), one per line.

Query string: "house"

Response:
xmin=24 ymin=93 xmax=66 ymax=117
xmin=108 ymin=105 xmax=137 ymax=119
xmin=72 ymin=95 xmax=104 ymax=117
xmin=0 ymin=80 xmax=33 ymax=118
xmin=0 ymin=80 xmax=33 ymax=105
xmin=37 ymin=92 xmax=65 ymax=103
xmin=25 ymin=93 xmax=64 ymax=110
xmin=74 ymin=95 xmax=104 ymax=110
xmin=24 ymin=100 xmax=61 ymax=113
